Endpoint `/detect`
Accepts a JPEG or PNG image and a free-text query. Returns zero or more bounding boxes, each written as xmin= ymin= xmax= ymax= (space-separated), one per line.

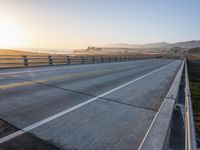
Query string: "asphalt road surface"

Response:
xmin=0 ymin=59 xmax=182 ymax=150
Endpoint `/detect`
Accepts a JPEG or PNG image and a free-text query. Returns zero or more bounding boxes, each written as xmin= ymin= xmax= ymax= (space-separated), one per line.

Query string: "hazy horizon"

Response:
xmin=0 ymin=0 xmax=200 ymax=50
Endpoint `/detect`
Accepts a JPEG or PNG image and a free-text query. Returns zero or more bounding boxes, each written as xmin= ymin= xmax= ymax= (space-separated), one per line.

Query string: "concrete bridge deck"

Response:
xmin=0 ymin=59 xmax=182 ymax=150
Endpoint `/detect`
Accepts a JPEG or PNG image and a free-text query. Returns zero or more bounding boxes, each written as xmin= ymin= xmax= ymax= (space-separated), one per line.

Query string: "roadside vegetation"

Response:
xmin=187 ymin=59 xmax=200 ymax=146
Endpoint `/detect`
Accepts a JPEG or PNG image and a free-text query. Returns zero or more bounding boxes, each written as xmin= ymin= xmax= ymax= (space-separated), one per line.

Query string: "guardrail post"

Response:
xmin=23 ymin=55 xmax=28 ymax=66
xmin=114 ymin=57 xmax=117 ymax=62
xmin=66 ymin=56 xmax=70 ymax=64
xmin=81 ymin=56 xmax=84 ymax=64
xmin=48 ymin=56 xmax=53 ymax=65
xmin=108 ymin=57 xmax=111 ymax=62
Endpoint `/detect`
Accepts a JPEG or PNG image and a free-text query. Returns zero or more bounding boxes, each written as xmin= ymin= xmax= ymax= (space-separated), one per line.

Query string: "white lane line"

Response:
xmin=0 ymin=61 xmax=132 ymax=75
xmin=137 ymin=60 xmax=183 ymax=150
xmin=0 ymin=60 xmax=178 ymax=144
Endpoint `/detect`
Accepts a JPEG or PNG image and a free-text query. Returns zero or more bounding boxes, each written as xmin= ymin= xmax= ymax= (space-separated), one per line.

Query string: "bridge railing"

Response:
xmin=139 ymin=59 xmax=197 ymax=150
xmin=0 ymin=55 xmax=156 ymax=68
xmin=185 ymin=59 xmax=197 ymax=150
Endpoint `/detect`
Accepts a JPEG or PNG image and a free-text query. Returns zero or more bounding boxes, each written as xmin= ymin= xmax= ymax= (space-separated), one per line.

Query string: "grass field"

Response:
xmin=187 ymin=59 xmax=200 ymax=146
xmin=0 ymin=49 xmax=49 ymax=55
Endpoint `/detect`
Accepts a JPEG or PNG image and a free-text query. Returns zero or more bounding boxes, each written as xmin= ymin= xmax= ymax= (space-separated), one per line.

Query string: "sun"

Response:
xmin=0 ymin=16 xmax=27 ymax=48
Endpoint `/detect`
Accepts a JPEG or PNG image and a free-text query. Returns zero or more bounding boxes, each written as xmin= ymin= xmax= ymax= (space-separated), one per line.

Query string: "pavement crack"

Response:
xmin=99 ymin=98 xmax=158 ymax=112
xmin=1 ymin=65 xmax=163 ymax=113
xmin=0 ymin=73 xmax=103 ymax=98
xmin=0 ymin=74 xmax=158 ymax=112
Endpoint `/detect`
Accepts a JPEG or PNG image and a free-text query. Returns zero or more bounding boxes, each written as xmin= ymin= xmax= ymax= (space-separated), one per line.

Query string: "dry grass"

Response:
xmin=0 ymin=49 xmax=49 ymax=55
xmin=188 ymin=59 xmax=200 ymax=147
xmin=187 ymin=54 xmax=200 ymax=61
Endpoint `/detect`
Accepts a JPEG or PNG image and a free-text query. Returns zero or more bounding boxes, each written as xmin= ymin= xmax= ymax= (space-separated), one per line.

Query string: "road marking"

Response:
xmin=138 ymin=60 xmax=183 ymax=150
xmin=0 ymin=60 xmax=178 ymax=144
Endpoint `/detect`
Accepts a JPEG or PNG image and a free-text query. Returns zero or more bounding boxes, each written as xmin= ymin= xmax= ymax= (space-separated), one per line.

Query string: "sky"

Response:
xmin=0 ymin=0 xmax=200 ymax=49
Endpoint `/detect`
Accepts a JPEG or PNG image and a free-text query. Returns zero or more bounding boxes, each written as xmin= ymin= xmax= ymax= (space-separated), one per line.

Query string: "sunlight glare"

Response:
xmin=0 ymin=16 xmax=27 ymax=48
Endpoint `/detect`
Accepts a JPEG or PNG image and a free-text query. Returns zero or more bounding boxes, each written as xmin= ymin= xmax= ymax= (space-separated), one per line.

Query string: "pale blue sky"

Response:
xmin=0 ymin=0 xmax=200 ymax=49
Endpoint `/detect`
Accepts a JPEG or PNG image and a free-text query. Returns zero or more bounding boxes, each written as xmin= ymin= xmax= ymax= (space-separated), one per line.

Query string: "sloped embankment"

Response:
xmin=187 ymin=60 xmax=200 ymax=147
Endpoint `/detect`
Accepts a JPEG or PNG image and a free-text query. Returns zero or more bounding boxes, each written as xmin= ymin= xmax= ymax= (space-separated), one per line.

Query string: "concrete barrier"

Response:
xmin=139 ymin=60 xmax=184 ymax=150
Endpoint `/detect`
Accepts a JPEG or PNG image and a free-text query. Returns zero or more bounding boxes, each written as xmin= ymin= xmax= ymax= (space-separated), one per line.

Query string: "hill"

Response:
xmin=169 ymin=47 xmax=185 ymax=54
xmin=188 ymin=47 xmax=200 ymax=54
xmin=103 ymin=40 xmax=200 ymax=50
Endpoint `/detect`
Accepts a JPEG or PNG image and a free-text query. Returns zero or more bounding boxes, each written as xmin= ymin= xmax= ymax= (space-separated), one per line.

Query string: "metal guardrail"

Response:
xmin=185 ymin=58 xmax=197 ymax=150
xmin=139 ymin=60 xmax=184 ymax=150
xmin=0 ymin=55 xmax=155 ymax=68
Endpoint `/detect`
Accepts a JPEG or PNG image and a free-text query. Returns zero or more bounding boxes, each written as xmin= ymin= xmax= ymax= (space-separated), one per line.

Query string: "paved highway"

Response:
xmin=0 ymin=59 xmax=182 ymax=150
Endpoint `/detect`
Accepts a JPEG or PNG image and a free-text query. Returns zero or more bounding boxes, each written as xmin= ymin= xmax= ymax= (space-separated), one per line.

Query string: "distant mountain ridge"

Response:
xmin=103 ymin=40 xmax=200 ymax=49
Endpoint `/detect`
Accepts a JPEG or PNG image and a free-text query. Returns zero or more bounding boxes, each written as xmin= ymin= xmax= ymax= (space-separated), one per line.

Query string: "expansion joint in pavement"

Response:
xmin=98 ymin=97 xmax=158 ymax=112
xmin=1 ymin=73 xmax=158 ymax=112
